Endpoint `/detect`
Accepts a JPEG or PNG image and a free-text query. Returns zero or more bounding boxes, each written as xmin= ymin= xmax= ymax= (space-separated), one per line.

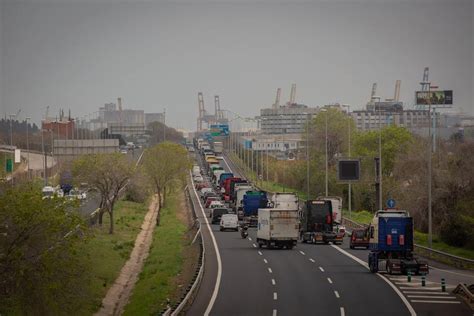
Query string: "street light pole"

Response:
xmin=427 ymin=83 xmax=433 ymax=248
xmin=26 ymin=117 xmax=31 ymax=179
xmin=9 ymin=114 xmax=15 ymax=184
xmin=372 ymin=96 xmax=383 ymax=210
xmin=323 ymin=109 xmax=329 ymax=197
xmin=303 ymin=112 xmax=310 ymax=199
xmin=342 ymin=104 xmax=352 ymax=218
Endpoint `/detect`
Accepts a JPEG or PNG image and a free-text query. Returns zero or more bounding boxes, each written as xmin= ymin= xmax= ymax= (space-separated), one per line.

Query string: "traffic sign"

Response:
xmin=386 ymin=198 xmax=396 ymax=208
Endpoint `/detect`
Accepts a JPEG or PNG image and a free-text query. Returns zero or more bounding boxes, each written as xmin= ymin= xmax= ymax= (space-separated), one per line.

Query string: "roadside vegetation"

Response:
xmin=124 ymin=191 xmax=197 ymax=314
xmin=232 ymin=109 xmax=474 ymax=253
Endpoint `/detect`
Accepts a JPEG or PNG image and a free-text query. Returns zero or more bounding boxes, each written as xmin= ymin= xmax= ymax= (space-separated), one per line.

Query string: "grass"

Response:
xmin=414 ymin=231 xmax=474 ymax=260
xmin=123 ymin=192 xmax=192 ymax=315
xmin=342 ymin=209 xmax=373 ymax=225
xmin=82 ymin=200 xmax=149 ymax=314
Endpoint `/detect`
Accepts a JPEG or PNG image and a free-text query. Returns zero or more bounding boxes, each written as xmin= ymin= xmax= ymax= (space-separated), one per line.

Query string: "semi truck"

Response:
xmin=233 ymin=185 xmax=254 ymax=213
xmin=222 ymin=177 xmax=246 ymax=201
xmin=242 ymin=191 xmax=268 ymax=225
xmin=368 ymin=209 xmax=429 ymax=275
xmin=300 ymin=199 xmax=342 ymax=244
xmin=257 ymin=209 xmax=299 ymax=249
xmin=317 ymin=196 xmax=342 ymax=224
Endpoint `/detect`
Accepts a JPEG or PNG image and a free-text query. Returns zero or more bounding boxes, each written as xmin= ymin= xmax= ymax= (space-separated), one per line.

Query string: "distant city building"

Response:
xmin=145 ymin=112 xmax=165 ymax=126
xmin=53 ymin=139 xmax=119 ymax=161
xmin=259 ymin=104 xmax=320 ymax=134
xmin=109 ymin=122 xmax=146 ymax=137
xmin=42 ymin=119 xmax=75 ymax=139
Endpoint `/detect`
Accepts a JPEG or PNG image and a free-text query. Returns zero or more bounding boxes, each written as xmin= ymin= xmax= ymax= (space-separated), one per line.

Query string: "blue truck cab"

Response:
xmin=368 ymin=210 xmax=428 ymax=275
xmin=242 ymin=191 xmax=268 ymax=226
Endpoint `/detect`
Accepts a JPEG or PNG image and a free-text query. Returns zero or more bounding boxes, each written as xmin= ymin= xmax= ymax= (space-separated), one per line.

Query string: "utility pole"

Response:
xmin=428 ymin=83 xmax=433 ymax=249
xmin=343 ymin=104 xmax=352 ymax=218
xmin=304 ymin=112 xmax=310 ymax=199
xmin=322 ymin=109 xmax=329 ymax=197
xmin=372 ymin=96 xmax=382 ymax=210
xmin=9 ymin=114 xmax=15 ymax=184
xmin=163 ymin=108 xmax=166 ymax=142
xmin=26 ymin=117 xmax=31 ymax=180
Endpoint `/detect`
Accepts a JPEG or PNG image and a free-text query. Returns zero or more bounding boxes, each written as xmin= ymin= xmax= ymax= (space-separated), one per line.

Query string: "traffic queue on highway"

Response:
xmin=192 ymin=137 xmax=430 ymax=275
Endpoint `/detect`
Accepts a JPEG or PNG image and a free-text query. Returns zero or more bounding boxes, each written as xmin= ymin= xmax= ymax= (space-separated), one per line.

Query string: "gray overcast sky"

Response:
xmin=0 ymin=0 xmax=473 ymax=129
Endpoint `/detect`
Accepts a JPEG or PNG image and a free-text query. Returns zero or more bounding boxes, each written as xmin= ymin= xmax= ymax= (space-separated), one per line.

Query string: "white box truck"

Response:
xmin=270 ymin=192 xmax=299 ymax=211
xmin=257 ymin=209 xmax=299 ymax=249
xmin=213 ymin=141 xmax=224 ymax=155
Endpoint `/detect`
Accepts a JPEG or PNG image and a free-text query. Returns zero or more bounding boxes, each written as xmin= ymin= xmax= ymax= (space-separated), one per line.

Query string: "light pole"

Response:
xmin=342 ymin=104 xmax=352 ymax=218
xmin=303 ymin=112 xmax=310 ymax=199
xmin=426 ymin=83 xmax=436 ymax=248
xmin=8 ymin=114 xmax=16 ymax=183
xmin=25 ymin=117 xmax=31 ymax=179
xmin=372 ymin=96 xmax=383 ymax=210
xmin=320 ymin=109 xmax=329 ymax=197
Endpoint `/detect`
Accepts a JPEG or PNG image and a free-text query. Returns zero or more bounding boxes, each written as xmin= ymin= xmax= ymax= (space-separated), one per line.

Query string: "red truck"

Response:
xmin=222 ymin=177 xmax=247 ymax=202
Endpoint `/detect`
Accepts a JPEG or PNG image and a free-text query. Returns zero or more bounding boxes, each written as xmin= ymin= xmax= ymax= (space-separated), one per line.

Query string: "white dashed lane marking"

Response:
xmin=309 ymin=258 xmax=315 ymax=263
xmin=258 ymin=251 xmax=263 ymax=256
xmin=273 ymin=309 xmax=277 ymax=316
xmin=299 ymin=251 xmax=306 ymax=255
xmin=248 ymin=237 xmax=252 ymax=241
xmin=271 ymin=279 xmax=276 ymax=285
xmin=327 ymin=278 xmax=333 ymax=284
xmin=268 ymin=268 xmax=273 ymax=274
xmin=273 ymin=292 xmax=278 ymax=300
xmin=334 ymin=291 xmax=340 ymax=298
xmin=263 ymin=259 xmax=268 ymax=264
xmin=319 ymin=267 xmax=325 ymax=272
xmin=252 ymin=243 xmax=257 ymax=248
xmin=340 ymin=307 xmax=345 ymax=316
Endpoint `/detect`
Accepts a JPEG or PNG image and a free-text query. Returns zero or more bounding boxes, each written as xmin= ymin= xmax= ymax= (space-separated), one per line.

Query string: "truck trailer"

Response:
xmin=257 ymin=209 xmax=299 ymax=249
xmin=242 ymin=190 xmax=268 ymax=225
xmin=368 ymin=210 xmax=429 ymax=275
xmin=300 ymin=200 xmax=342 ymax=244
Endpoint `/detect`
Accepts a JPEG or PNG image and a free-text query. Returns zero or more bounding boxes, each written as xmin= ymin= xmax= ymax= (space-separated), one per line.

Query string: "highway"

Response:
xmin=186 ymin=151 xmax=472 ymax=316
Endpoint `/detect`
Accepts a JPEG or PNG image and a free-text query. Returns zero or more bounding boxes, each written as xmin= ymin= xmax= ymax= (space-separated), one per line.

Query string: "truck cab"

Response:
xmin=368 ymin=210 xmax=428 ymax=275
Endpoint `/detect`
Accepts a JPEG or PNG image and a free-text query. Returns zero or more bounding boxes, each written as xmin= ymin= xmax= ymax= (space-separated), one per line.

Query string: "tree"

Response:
xmin=148 ymin=121 xmax=184 ymax=145
xmin=0 ymin=182 xmax=91 ymax=315
xmin=72 ymin=153 xmax=134 ymax=234
xmin=142 ymin=142 xmax=190 ymax=212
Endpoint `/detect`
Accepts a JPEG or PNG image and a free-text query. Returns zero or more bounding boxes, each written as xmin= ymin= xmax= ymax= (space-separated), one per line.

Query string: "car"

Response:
xmin=200 ymin=187 xmax=213 ymax=198
xmin=204 ymin=196 xmax=220 ymax=208
xmin=193 ymin=175 xmax=204 ymax=182
xmin=349 ymin=228 xmax=369 ymax=249
xmin=209 ymin=200 xmax=224 ymax=209
xmin=334 ymin=225 xmax=347 ymax=237
xmin=202 ymin=191 xmax=217 ymax=201
xmin=120 ymin=149 xmax=128 ymax=154
xmin=220 ymin=213 xmax=239 ymax=231
xmin=211 ymin=208 xmax=231 ymax=224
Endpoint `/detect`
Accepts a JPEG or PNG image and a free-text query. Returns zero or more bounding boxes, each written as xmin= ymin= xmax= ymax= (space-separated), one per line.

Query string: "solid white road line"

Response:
xmin=407 ymin=295 xmax=456 ymax=299
xmin=271 ymin=279 xmax=276 ymax=285
xmin=403 ymin=291 xmax=449 ymax=295
xmin=258 ymin=251 xmax=263 ymax=256
xmin=273 ymin=309 xmax=277 ymax=316
xmin=190 ymin=173 xmax=222 ymax=316
xmin=330 ymin=244 xmax=416 ymax=316
xmin=268 ymin=268 xmax=273 ymax=273
xmin=327 ymin=278 xmax=333 ymax=284
xmin=264 ymin=259 xmax=268 ymax=264
xmin=309 ymin=258 xmax=315 ymax=263
xmin=340 ymin=307 xmax=345 ymax=316
xmin=334 ymin=291 xmax=340 ymax=298
xmin=222 ymin=156 xmax=234 ymax=174
xmin=319 ymin=267 xmax=325 ymax=272
xmin=410 ymin=300 xmax=460 ymax=304
xmin=273 ymin=292 xmax=278 ymax=300
xmin=299 ymin=250 xmax=306 ymax=255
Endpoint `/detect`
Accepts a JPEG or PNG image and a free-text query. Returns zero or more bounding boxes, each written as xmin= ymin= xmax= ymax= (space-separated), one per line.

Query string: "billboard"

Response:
xmin=210 ymin=124 xmax=229 ymax=136
xmin=416 ymin=90 xmax=453 ymax=105
xmin=337 ymin=159 xmax=360 ymax=182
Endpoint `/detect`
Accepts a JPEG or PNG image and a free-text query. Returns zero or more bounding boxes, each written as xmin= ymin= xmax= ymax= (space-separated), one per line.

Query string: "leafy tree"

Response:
xmin=72 ymin=153 xmax=134 ymax=234
xmin=148 ymin=121 xmax=184 ymax=145
xmin=142 ymin=142 xmax=190 ymax=212
xmin=0 ymin=182 xmax=91 ymax=315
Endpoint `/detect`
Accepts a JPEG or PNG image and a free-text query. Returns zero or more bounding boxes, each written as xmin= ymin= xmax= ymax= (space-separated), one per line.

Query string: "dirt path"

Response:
xmin=95 ymin=195 xmax=159 ymax=316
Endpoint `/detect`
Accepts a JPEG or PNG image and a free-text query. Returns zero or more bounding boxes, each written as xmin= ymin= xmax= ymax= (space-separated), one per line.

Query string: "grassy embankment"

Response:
xmin=123 ymin=191 xmax=199 ymax=315
xmin=230 ymin=153 xmax=474 ymax=261
xmin=82 ymin=200 xmax=149 ymax=314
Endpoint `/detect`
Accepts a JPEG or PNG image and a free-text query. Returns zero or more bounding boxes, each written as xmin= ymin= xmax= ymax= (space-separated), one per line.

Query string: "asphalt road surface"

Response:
xmin=186 ymin=151 xmax=472 ymax=316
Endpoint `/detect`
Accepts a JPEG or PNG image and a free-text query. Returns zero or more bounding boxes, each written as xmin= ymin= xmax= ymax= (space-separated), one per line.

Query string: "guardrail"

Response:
xmin=160 ymin=184 xmax=205 ymax=315
xmin=226 ymin=151 xmax=474 ymax=271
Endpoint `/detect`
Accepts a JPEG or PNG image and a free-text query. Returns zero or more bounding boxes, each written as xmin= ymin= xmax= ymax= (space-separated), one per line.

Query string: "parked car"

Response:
xmin=220 ymin=214 xmax=239 ymax=231
xmin=350 ymin=228 xmax=369 ymax=249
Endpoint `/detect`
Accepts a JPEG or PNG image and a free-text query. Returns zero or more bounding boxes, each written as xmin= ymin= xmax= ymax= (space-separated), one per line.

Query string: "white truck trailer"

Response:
xmin=257 ymin=208 xmax=299 ymax=249
xmin=270 ymin=192 xmax=299 ymax=211
xmin=213 ymin=141 xmax=224 ymax=155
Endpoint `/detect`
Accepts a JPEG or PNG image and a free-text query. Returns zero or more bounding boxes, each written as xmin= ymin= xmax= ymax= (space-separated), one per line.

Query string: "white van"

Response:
xmin=220 ymin=214 xmax=239 ymax=231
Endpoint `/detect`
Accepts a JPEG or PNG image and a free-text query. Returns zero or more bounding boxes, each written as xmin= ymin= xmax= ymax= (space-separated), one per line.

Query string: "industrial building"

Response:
xmin=145 ymin=112 xmax=165 ymax=126
xmin=259 ymin=84 xmax=320 ymax=135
